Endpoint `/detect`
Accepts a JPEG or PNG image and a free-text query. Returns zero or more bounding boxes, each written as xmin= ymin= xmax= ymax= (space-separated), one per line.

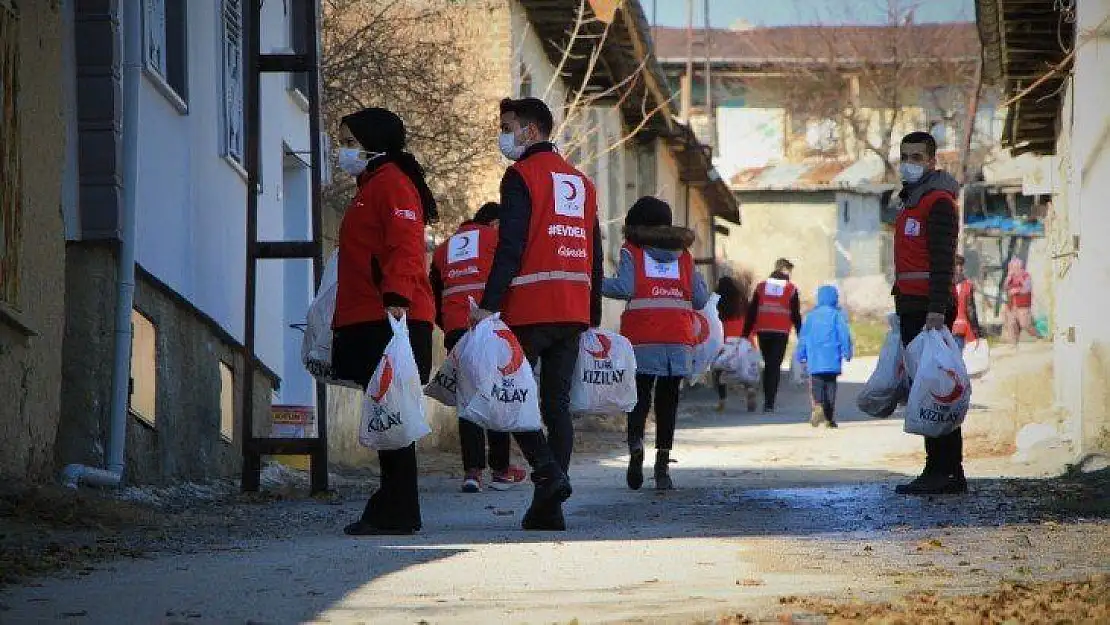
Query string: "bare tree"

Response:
xmin=321 ymin=0 xmax=501 ymax=236
xmin=765 ymin=0 xmax=981 ymax=182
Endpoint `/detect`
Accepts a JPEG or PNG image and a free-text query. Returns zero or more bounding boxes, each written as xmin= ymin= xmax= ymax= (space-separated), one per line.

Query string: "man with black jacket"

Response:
xmin=471 ymin=97 xmax=604 ymax=530
xmin=891 ymin=131 xmax=967 ymax=496
xmin=742 ymin=258 xmax=803 ymax=412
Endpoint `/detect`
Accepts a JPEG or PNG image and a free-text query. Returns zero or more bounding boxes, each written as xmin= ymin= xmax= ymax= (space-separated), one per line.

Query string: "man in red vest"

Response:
xmin=471 ymin=97 xmax=603 ymax=531
xmin=741 ymin=258 xmax=802 ymax=412
xmin=891 ymin=131 xmax=966 ymax=496
xmin=952 ymin=254 xmax=982 ymax=350
xmin=430 ymin=202 xmax=527 ymax=494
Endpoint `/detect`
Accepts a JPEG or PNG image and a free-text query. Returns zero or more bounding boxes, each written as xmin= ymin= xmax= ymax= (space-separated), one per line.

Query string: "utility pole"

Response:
xmin=703 ymin=0 xmax=715 ymax=156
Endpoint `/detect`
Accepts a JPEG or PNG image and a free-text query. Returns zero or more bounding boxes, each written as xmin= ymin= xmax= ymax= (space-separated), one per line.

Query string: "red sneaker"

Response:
xmin=461 ymin=469 xmax=483 ymax=493
xmin=489 ymin=465 xmax=528 ymax=491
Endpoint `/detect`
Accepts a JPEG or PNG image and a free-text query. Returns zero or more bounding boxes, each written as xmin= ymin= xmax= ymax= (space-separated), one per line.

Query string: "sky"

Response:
xmin=646 ymin=0 xmax=974 ymax=28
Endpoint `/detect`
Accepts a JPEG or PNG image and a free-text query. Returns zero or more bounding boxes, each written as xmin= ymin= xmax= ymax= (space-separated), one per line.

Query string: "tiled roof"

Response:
xmin=652 ymin=22 xmax=980 ymax=65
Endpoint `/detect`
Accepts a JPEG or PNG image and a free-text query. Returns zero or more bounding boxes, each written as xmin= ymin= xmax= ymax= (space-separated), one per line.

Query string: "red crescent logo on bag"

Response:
xmin=930 ymin=368 xmax=965 ymax=404
xmin=495 ymin=328 xmax=525 ymax=376
xmin=692 ymin=313 xmax=709 ymax=344
xmin=370 ymin=356 xmax=394 ymax=402
xmin=586 ymin=333 xmax=612 ymax=359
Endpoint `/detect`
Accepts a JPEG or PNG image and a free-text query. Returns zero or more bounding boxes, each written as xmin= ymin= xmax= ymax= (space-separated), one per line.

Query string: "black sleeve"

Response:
xmin=590 ymin=214 xmax=604 ymax=326
xmin=741 ymin=289 xmax=760 ymax=337
xmin=429 ymin=263 xmax=444 ymax=330
xmin=480 ymin=169 xmax=531 ymax=312
xmin=790 ymin=290 xmax=803 ymax=334
xmin=968 ymin=284 xmax=982 ymax=336
xmin=927 ymin=198 xmax=959 ymax=314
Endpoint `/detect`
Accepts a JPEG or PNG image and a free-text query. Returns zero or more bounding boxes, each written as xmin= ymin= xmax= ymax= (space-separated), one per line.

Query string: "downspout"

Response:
xmin=62 ymin=0 xmax=140 ymax=488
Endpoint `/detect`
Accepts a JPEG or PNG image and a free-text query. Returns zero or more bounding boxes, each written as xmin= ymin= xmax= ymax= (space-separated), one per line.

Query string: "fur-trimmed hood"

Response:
xmin=623 ymin=224 xmax=695 ymax=251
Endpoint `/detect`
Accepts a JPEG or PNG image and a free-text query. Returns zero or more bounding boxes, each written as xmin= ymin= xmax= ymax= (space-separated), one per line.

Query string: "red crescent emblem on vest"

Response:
xmin=585 ymin=333 xmax=612 ymax=359
xmin=370 ymin=355 xmax=394 ymax=402
xmin=561 ymin=180 xmax=578 ymax=201
xmin=930 ymin=368 xmax=965 ymax=404
xmin=496 ymin=328 xmax=525 ymax=376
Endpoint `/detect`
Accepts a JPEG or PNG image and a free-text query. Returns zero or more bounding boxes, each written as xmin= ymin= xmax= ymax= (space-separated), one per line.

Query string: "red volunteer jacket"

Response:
xmin=619 ymin=243 xmax=696 ymax=346
xmin=499 ymin=151 xmax=598 ymax=327
xmin=894 ymin=189 xmax=958 ymax=298
xmin=334 ymin=162 xmax=434 ymax=328
xmin=432 ymin=223 xmax=499 ymax=335
xmin=752 ymin=279 xmax=798 ymax=334
xmin=722 ymin=317 xmax=747 ymax=339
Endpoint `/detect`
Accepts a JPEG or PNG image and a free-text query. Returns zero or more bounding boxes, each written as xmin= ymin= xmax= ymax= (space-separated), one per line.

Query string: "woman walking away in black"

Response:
xmin=714 ymin=276 xmax=757 ymax=413
xmin=331 ymin=107 xmax=439 ymax=535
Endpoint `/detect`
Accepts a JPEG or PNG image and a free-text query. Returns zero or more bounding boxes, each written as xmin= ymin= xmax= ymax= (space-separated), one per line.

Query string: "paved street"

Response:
xmin=2 ymin=353 xmax=1107 ymax=624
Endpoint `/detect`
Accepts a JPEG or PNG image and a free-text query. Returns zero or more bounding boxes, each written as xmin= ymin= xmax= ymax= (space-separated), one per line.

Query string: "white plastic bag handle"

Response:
xmin=388 ymin=310 xmax=409 ymax=338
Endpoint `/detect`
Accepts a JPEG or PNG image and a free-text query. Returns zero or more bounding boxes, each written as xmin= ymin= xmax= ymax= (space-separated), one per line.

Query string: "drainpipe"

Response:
xmin=62 ymin=0 xmax=140 ymax=489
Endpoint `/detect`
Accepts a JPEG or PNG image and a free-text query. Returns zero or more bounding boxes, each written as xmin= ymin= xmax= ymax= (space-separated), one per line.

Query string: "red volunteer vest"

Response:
xmin=1007 ymin=273 xmax=1033 ymax=308
xmin=952 ymin=279 xmax=977 ymax=341
xmin=433 ymin=223 xmax=498 ymax=334
xmin=619 ymin=243 xmax=696 ymax=346
xmin=752 ymin=279 xmax=797 ymax=334
xmin=894 ymin=189 xmax=957 ymax=297
xmin=500 ymin=152 xmax=597 ymax=327
xmin=722 ymin=317 xmax=747 ymax=339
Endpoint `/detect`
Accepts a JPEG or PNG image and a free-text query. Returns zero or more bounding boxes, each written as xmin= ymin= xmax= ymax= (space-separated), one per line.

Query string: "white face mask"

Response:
xmin=337 ymin=147 xmax=369 ymax=176
xmin=899 ymin=162 xmax=926 ymax=184
xmin=498 ymin=131 xmax=525 ymax=161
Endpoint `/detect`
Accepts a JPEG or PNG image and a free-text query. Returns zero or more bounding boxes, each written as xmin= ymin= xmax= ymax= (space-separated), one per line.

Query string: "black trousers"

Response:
xmin=628 ymin=374 xmax=681 ymax=451
xmin=810 ymin=373 xmax=838 ymax=422
xmin=445 ymin=329 xmax=511 ymax=472
xmin=756 ymin=332 xmax=789 ymax=408
xmin=332 ymin=319 xmax=433 ymax=530
xmin=509 ymin=323 xmax=584 ymax=475
xmin=898 ymin=308 xmax=963 ymax=476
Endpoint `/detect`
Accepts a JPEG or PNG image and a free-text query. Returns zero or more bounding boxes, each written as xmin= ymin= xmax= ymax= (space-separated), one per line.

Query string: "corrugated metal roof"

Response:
xmin=730 ymin=159 xmax=880 ymax=191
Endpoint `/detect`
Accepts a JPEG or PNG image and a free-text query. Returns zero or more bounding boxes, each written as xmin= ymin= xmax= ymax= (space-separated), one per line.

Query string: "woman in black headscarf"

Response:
xmin=331 ymin=107 xmax=437 ymax=535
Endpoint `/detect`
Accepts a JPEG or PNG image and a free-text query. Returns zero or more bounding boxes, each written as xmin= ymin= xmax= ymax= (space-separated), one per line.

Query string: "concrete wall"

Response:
xmin=0 ymin=3 xmax=66 ymax=483
xmin=717 ymin=192 xmax=839 ymax=308
xmin=1050 ymin=1 xmax=1110 ymax=455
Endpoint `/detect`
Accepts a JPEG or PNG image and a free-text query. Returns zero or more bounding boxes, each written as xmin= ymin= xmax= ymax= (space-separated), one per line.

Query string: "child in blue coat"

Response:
xmin=795 ymin=284 xmax=853 ymax=428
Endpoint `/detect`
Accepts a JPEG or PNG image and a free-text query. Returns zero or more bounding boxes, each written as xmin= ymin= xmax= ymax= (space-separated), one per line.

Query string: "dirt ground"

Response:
xmin=1 ymin=342 xmax=1107 ymax=624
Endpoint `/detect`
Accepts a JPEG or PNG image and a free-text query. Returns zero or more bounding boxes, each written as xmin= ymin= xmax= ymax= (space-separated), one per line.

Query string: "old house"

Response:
xmin=977 ymin=0 xmax=1110 ymax=455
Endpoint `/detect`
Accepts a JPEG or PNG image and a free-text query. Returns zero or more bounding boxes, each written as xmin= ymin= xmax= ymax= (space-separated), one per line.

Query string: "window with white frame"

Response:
xmin=143 ymin=0 xmax=189 ymax=107
xmin=222 ymin=0 xmax=245 ymax=165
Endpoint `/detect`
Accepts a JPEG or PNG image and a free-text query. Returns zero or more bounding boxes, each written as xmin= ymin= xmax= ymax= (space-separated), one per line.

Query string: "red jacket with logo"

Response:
xmin=334 ymin=162 xmax=434 ymax=328
xmin=751 ymin=279 xmax=798 ymax=334
xmin=619 ymin=243 xmax=696 ymax=346
xmin=498 ymin=151 xmax=598 ymax=327
xmin=894 ymin=188 xmax=957 ymax=298
xmin=431 ymin=223 xmax=499 ymax=334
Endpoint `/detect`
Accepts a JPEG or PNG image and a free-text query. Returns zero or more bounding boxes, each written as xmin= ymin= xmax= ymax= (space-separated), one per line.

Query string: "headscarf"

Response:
xmin=341 ymin=107 xmax=439 ymax=225
xmin=1005 ymin=258 xmax=1032 ymax=293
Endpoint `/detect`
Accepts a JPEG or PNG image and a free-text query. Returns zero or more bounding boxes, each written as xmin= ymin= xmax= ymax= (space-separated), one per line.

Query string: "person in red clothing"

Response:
xmin=430 ymin=202 xmax=527 ymax=493
xmin=952 ymin=254 xmax=983 ymax=350
xmin=1003 ymin=257 xmax=1040 ymax=345
xmin=713 ymin=276 xmax=758 ymax=413
xmin=331 ymin=108 xmax=438 ymax=536
xmin=470 ymin=97 xmax=604 ymax=531
xmin=741 ymin=258 xmax=803 ymax=412
xmin=891 ymin=131 xmax=965 ymax=496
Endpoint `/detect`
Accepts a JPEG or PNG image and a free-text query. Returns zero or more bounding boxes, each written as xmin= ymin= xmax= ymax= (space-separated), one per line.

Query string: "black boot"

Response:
xmin=627 ymin=445 xmax=645 ymax=491
xmin=654 ymin=450 xmax=674 ymax=491
xmin=521 ymin=463 xmax=572 ymax=531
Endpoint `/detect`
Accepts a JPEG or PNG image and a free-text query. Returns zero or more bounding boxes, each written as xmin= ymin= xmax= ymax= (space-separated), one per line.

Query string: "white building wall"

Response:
xmin=1052 ymin=1 xmax=1110 ymax=454
xmin=132 ymin=1 xmax=312 ymax=405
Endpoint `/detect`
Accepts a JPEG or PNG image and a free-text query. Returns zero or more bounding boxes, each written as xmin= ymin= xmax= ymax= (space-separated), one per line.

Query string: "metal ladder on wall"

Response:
xmin=240 ymin=0 xmax=328 ymax=494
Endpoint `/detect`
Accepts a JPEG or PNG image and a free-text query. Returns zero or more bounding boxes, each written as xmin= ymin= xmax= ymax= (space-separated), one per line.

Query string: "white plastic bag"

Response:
xmin=721 ymin=338 xmax=761 ymax=385
xmin=359 ymin=314 xmax=431 ymax=450
xmin=570 ymin=328 xmax=638 ymax=415
xmin=904 ymin=328 xmax=971 ymax=438
xmin=424 ymin=332 xmax=468 ymax=407
xmin=689 ymin=293 xmax=725 ymax=380
xmin=857 ymin=313 xmax=907 ymax=418
xmin=962 ymin=339 xmax=990 ymax=378
xmin=457 ymin=314 xmax=542 ymax=432
xmin=790 ymin=347 xmax=807 ymax=386
xmin=301 ymin=251 xmax=361 ymax=388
